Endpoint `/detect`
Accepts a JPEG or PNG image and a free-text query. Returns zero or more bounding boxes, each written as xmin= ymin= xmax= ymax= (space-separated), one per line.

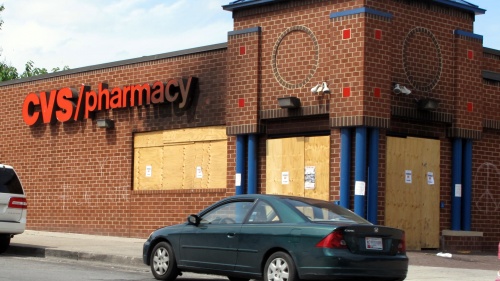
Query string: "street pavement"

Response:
xmin=5 ymin=230 xmax=500 ymax=281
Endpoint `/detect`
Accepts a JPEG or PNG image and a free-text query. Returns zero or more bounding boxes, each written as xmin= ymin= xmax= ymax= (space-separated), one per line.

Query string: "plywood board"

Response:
xmin=134 ymin=131 xmax=163 ymax=148
xmin=385 ymin=136 xmax=440 ymax=250
xmin=282 ymin=137 xmax=305 ymax=196
xmin=133 ymin=147 xmax=163 ymax=190
xmin=163 ymin=145 xmax=188 ymax=190
xmin=207 ymin=140 xmax=228 ymax=189
xmin=163 ymin=126 xmax=226 ymax=144
xmin=415 ymin=137 xmax=440 ymax=248
xmin=266 ymin=138 xmax=284 ymax=195
xmin=304 ymin=136 xmax=330 ymax=200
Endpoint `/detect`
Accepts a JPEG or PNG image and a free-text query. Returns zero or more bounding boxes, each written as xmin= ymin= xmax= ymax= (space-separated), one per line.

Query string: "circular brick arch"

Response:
xmin=402 ymin=27 xmax=443 ymax=92
xmin=272 ymin=26 xmax=319 ymax=89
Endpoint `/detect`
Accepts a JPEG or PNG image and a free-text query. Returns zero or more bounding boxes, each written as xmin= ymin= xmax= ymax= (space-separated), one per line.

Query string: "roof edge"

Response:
xmin=0 ymin=43 xmax=228 ymax=87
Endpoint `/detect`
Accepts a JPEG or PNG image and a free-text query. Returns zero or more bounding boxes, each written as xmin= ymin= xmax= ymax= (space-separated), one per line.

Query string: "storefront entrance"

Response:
xmin=265 ymin=136 xmax=330 ymax=200
xmin=385 ymin=136 xmax=440 ymax=250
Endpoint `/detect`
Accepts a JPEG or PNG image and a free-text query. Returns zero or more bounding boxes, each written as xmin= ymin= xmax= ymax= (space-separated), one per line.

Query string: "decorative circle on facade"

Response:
xmin=272 ymin=26 xmax=319 ymax=89
xmin=402 ymin=27 xmax=443 ymax=92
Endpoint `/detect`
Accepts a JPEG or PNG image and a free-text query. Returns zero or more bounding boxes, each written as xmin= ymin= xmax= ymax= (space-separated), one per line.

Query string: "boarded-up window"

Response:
xmin=133 ymin=127 xmax=227 ymax=191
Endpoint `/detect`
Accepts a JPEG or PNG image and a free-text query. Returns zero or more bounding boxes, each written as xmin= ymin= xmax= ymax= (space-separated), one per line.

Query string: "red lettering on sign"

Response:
xmin=21 ymin=77 xmax=198 ymax=125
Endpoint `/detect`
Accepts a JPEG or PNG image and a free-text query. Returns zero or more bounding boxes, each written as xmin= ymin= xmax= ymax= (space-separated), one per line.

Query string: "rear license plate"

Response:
xmin=365 ymin=237 xmax=383 ymax=250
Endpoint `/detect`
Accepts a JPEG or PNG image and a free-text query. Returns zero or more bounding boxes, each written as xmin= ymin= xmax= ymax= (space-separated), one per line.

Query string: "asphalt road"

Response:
xmin=0 ymin=255 xmax=151 ymax=281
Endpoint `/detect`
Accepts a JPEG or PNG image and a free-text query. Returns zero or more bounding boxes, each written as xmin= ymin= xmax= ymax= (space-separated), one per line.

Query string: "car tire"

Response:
xmin=264 ymin=251 xmax=297 ymax=281
xmin=150 ymin=241 xmax=179 ymax=281
xmin=0 ymin=234 xmax=11 ymax=254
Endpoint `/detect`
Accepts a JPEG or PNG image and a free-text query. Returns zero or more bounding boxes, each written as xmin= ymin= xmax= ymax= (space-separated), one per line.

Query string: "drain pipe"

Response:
xmin=367 ymin=128 xmax=379 ymax=224
xmin=354 ymin=127 xmax=367 ymax=218
xmin=247 ymin=134 xmax=258 ymax=194
xmin=451 ymin=138 xmax=463 ymax=230
xmin=340 ymin=128 xmax=352 ymax=208
xmin=235 ymin=135 xmax=246 ymax=195
xmin=462 ymin=139 xmax=472 ymax=231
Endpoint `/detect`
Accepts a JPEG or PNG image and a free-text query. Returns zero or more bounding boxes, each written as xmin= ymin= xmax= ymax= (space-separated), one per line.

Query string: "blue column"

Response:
xmin=354 ymin=127 xmax=367 ymax=217
xmin=235 ymin=135 xmax=246 ymax=195
xmin=367 ymin=128 xmax=379 ymax=224
xmin=451 ymin=138 xmax=463 ymax=230
xmin=340 ymin=128 xmax=351 ymax=208
xmin=462 ymin=139 xmax=472 ymax=231
xmin=247 ymin=134 xmax=258 ymax=194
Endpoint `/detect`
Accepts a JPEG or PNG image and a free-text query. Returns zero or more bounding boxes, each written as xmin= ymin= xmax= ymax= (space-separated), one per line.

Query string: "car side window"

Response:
xmin=201 ymin=201 xmax=253 ymax=224
xmin=247 ymin=201 xmax=280 ymax=223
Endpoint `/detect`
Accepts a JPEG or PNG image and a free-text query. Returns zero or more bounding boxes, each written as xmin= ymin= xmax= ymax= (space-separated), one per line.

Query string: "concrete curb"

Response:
xmin=6 ymin=245 xmax=144 ymax=267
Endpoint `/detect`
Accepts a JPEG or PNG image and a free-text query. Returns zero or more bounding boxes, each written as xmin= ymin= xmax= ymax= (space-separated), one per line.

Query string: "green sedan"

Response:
xmin=143 ymin=194 xmax=408 ymax=281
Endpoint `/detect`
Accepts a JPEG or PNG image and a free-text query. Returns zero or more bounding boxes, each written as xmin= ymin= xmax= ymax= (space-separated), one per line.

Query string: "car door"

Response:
xmin=178 ymin=200 xmax=254 ymax=271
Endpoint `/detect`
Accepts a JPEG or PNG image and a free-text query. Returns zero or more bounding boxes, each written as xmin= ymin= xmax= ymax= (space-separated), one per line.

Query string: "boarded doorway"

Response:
xmin=385 ymin=136 xmax=440 ymax=250
xmin=266 ymin=136 xmax=330 ymax=200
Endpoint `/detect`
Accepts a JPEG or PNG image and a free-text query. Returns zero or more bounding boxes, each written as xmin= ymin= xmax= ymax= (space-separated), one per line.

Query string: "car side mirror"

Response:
xmin=187 ymin=214 xmax=201 ymax=226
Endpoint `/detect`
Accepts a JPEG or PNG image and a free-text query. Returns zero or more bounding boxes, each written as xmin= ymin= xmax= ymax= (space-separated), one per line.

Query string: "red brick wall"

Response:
xmin=0 ymin=49 xmax=229 ymax=238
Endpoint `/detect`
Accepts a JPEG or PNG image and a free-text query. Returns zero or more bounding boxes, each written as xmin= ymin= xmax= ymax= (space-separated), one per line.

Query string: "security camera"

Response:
xmin=311 ymin=84 xmax=320 ymax=94
xmin=393 ymin=84 xmax=411 ymax=95
xmin=322 ymin=82 xmax=331 ymax=94
xmin=400 ymin=86 xmax=411 ymax=95
xmin=393 ymin=84 xmax=402 ymax=94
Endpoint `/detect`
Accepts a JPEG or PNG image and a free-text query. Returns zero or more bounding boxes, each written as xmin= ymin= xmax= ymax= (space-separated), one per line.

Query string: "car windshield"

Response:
xmin=283 ymin=198 xmax=370 ymax=224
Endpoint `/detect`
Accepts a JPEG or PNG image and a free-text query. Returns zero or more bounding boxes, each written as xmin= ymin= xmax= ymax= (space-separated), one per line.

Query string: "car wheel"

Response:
xmin=264 ymin=251 xmax=297 ymax=281
xmin=0 ymin=234 xmax=11 ymax=254
xmin=150 ymin=241 xmax=179 ymax=281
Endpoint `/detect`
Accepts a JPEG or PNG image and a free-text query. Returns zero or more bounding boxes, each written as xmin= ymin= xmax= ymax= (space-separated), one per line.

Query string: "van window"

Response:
xmin=0 ymin=168 xmax=23 ymax=195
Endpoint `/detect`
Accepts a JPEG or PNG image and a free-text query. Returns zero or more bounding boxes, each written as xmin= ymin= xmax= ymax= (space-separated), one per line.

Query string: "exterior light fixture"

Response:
xmin=417 ymin=98 xmax=439 ymax=111
xmin=277 ymin=97 xmax=301 ymax=109
xmin=96 ymin=119 xmax=115 ymax=129
xmin=311 ymin=82 xmax=330 ymax=94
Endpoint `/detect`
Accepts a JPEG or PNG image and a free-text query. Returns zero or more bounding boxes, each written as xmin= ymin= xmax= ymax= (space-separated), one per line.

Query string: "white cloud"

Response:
xmin=0 ymin=0 xmax=233 ymax=72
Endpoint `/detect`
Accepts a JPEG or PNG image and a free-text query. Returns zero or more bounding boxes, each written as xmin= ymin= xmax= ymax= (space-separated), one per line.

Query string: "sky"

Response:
xmin=0 ymin=0 xmax=498 ymax=73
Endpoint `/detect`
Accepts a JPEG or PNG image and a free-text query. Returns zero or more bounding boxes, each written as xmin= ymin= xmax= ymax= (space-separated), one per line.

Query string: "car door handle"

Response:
xmin=227 ymin=233 xmax=236 ymax=238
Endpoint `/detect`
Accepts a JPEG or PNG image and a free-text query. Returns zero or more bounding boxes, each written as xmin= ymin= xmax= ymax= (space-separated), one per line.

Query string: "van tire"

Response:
xmin=0 ymin=234 xmax=11 ymax=254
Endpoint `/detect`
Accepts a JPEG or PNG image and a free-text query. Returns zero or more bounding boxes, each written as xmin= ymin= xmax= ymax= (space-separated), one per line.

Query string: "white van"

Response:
xmin=0 ymin=164 xmax=27 ymax=254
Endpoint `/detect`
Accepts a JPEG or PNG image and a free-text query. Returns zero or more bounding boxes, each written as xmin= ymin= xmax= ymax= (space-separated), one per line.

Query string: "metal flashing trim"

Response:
xmin=330 ymin=7 xmax=392 ymax=19
xmin=484 ymin=47 xmax=500 ymax=57
xmin=226 ymin=124 xmax=266 ymax=135
xmin=0 ymin=43 xmax=228 ymax=87
xmin=330 ymin=116 xmax=390 ymax=129
xmin=454 ymin=30 xmax=483 ymax=41
xmin=260 ymin=105 xmax=329 ymax=120
xmin=446 ymin=127 xmax=482 ymax=140
xmin=223 ymin=0 xmax=283 ymax=11
xmin=228 ymin=27 xmax=262 ymax=36
xmin=483 ymin=70 xmax=500 ymax=82
xmin=434 ymin=0 xmax=485 ymax=15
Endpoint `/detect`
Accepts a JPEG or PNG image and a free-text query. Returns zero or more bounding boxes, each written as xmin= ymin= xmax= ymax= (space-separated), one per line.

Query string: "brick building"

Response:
xmin=2 ymin=0 xmax=499 ymax=251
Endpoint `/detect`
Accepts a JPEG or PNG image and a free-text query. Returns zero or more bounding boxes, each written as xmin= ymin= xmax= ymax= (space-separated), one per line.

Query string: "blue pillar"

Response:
xmin=451 ymin=138 xmax=463 ymax=230
xmin=462 ymin=139 xmax=472 ymax=230
xmin=340 ymin=128 xmax=351 ymax=208
xmin=247 ymin=134 xmax=258 ymax=194
xmin=235 ymin=135 xmax=246 ymax=195
xmin=354 ymin=127 xmax=367 ymax=217
xmin=367 ymin=128 xmax=379 ymax=224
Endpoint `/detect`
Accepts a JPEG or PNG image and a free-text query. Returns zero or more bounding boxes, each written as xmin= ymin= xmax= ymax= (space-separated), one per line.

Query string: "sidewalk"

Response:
xmin=6 ymin=230 xmax=145 ymax=267
xmin=5 ymin=230 xmax=500 ymax=280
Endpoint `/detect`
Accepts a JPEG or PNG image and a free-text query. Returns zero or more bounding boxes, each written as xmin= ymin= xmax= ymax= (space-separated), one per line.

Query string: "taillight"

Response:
xmin=316 ymin=230 xmax=347 ymax=249
xmin=8 ymin=197 xmax=27 ymax=209
xmin=398 ymin=232 xmax=406 ymax=253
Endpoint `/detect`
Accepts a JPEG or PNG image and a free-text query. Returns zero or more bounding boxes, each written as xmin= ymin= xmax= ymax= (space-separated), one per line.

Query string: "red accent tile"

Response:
xmin=374 ymin=88 xmax=381 ymax=98
xmin=343 ymin=87 xmax=351 ymax=97
xmin=240 ymin=46 xmax=246 ymax=55
xmin=375 ymin=29 xmax=382 ymax=40
xmin=467 ymin=50 xmax=474 ymax=60
xmin=342 ymin=29 xmax=351 ymax=40
xmin=238 ymin=98 xmax=245 ymax=107
xmin=467 ymin=102 xmax=473 ymax=112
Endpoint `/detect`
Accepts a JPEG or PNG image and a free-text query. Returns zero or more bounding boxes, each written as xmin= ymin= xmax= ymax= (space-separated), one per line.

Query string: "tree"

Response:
xmin=0 ymin=4 xmax=69 ymax=81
